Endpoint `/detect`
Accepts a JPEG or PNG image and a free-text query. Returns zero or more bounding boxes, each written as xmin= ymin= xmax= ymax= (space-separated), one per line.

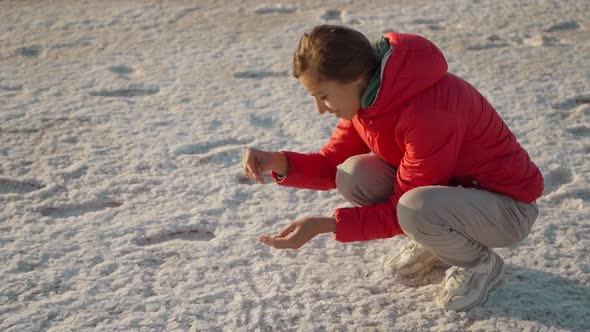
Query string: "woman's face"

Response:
xmin=299 ymin=72 xmax=366 ymax=121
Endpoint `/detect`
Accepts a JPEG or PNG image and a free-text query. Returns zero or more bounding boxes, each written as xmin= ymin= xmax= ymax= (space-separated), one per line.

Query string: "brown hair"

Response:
xmin=293 ymin=25 xmax=378 ymax=83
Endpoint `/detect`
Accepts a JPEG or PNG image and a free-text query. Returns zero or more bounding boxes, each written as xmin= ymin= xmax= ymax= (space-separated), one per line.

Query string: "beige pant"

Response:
xmin=335 ymin=154 xmax=539 ymax=268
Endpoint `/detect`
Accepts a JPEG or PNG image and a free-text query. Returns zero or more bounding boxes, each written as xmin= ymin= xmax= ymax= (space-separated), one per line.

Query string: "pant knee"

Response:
xmin=335 ymin=160 xmax=353 ymax=197
xmin=336 ymin=154 xmax=395 ymax=206
xmin=397 ymin=187 xmax=436 ymax=235
xmin=335 ymin=158 xmax=358 ymax=205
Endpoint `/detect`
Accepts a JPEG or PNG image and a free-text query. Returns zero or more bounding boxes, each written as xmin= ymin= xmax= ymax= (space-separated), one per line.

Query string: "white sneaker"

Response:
xmin=382 ymin=240 xmax=446 ymax=277
xmin=435 ymin=249 xmax=504 ymax=311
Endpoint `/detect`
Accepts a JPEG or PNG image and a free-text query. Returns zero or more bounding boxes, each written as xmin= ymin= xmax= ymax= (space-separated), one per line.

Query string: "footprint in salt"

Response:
xmin=550 ymin=188 xmax=590 ymax=210
xmin=0 ymin=178 xmax=45 ymax=195
xmin=409 ymin=18 xmax=447 ymax=31
xmin=552 ymin=94 xmax=590 ymax=110
xmin=106 ymin=64 xmax=136 ymax=82
xmin=233 ymin=71 xmax=288 ymax=80
xmin=91 ymin=63 xmax=156 ymax=96
xmin=548 ymin=95 xmax=590 ymax=125
xmin=412 ymin=18 xmax=442 ymax=24
xmin=542 ymin=167 xmax=574 ymax=196
xmin=136 ymin=228 xmax=215 ymax=246
xmin=514 ymin=23 xmax=573 ymax=47
xmin=249 ymin=113 xmax=273 ymax=129
xmin=169 ymin=6 xmax=200 ymax=24
xmin=254 ymin=4 xmax=297 ymax=14
xmin=173 ymin=138 xmax=254 ymax=166
xmin=39 ymin=201 xmax=123 ymax=219
xmin=545 ymin=20 xmax=580 ymax=33
xmin=89 ymin=84 xmax=160 ymax=97
xmin=16 ymin=45 xmax=43 ymax=58
xmin=108 ymin=64 xmax=134 ymax=76
xmin=319 ymin=9 xmax=365 ymax=25
xmin=466 ymin=35 xmax=510 ymax=51
xmin=321 ymin=9 xmax=342 ymax=21
xmin=0 ymin=84 xmax=23 ymax=92
xmin=565 ymin=125 xmax=590 ymax=138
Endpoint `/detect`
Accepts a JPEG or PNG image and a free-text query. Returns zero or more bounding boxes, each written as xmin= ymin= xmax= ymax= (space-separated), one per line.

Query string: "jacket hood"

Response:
xmin=359 ymin=32 xmax=448 ymax=118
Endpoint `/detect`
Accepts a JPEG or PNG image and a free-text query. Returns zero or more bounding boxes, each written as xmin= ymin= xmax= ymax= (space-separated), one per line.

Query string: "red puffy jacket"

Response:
xmin=272 ymin=32 xmax=544 ymax=243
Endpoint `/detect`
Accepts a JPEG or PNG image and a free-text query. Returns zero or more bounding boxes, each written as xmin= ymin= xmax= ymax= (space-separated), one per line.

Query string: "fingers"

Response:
xmin=276 ymin=223 xmax=297 ymax=238
xmin=243 ymin=148 xmax=267 ymax=183
xmin=242 ymin=148 xmax=260 ymax=181
xmin=259 ymin=222 xmax=302 ymax=249
xmin=242 ymin=149 xmax=250 ymax=176
xmin=258 ymin=235 xmax=299 ymax=249
xmin=242 ymin=149 xmax=254 ymax=177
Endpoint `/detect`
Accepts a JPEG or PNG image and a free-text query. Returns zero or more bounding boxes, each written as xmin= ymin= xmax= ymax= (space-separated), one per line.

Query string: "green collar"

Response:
xmin=360 ymin=37 xmax=391 ymax=109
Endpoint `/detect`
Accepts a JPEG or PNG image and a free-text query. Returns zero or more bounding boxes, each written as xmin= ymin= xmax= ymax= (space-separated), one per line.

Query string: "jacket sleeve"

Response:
xmin=271 ymin=119 xmax=371 ymax=190
xmin=333 ymin=108 xmax=464 ymax=242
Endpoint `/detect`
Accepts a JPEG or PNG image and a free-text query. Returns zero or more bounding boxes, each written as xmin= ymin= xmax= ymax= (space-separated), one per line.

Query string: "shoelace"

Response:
xmin=445 ymin=266 xmax=474 ymax=285
xmin=383 ymin=242 xmax=419 ymax=267
xmin=403 ymin=241 xmax=421 ymax=257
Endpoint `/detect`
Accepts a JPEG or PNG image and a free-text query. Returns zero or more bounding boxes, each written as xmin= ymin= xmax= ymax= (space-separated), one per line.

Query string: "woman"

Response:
xmin=242 ymin=25 xmax=543 ymax=311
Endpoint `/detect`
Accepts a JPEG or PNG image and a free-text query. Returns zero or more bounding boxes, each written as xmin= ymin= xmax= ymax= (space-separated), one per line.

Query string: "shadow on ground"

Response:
xmin=468 ymin=266 xmax=590 ymax=331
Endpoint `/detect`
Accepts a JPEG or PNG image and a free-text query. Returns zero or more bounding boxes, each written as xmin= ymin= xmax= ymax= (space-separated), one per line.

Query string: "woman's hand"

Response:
xmin=258 ymin=217 xmax=337 ymax=249
xmin=242 ymin=148 xmax=288 ymax=183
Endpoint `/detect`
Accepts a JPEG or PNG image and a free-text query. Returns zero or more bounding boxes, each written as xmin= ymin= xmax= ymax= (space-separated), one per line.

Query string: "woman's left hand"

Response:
xmin=258 ymin=217 xmax=337 ymax=249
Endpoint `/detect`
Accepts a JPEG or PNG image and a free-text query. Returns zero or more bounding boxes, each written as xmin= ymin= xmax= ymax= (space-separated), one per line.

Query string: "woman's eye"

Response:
xmin=319 ymin=96 xmax=327 ymax=101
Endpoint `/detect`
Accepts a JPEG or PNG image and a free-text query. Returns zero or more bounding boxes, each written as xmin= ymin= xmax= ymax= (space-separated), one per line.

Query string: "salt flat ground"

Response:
xmin=1 ymin=0 xmax=589 ymax=331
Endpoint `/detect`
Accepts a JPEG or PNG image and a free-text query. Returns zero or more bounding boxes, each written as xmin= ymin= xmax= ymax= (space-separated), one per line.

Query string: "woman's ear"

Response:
xmin=354 ymin=74 xmax=369 ymax=92
xmin=354 ymin=73 xmax=366 ymax=84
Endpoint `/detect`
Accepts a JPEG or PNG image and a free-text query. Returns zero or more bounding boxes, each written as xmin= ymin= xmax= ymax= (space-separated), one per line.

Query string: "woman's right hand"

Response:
xmin=242 ymin=148 xmax=288 ymax=183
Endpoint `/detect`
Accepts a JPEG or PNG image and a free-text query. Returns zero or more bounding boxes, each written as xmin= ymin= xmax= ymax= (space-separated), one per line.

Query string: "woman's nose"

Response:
xmin=315 ymin=99 xmax=327 ymax=114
